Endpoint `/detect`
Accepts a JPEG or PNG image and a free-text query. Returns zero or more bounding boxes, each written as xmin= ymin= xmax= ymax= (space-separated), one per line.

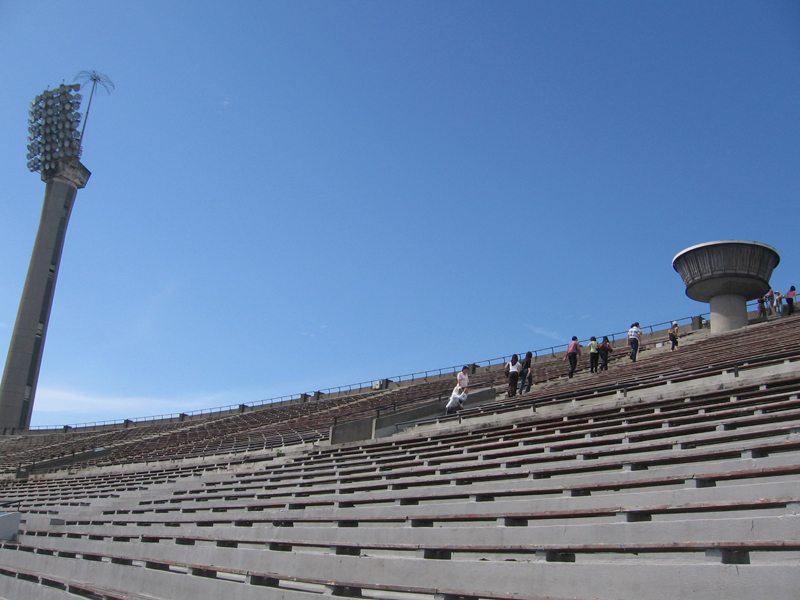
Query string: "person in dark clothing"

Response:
xmin=562 ymin=337 xmax=581 ymax=378
xmin=518 ymin=351 xmax=533 ymax=395
xmin=505 ymin=354 xmax=521 ymax=397
xmin=598 ymin=336 xmax=613 ymax=371
xmin=668 ymin=321 xmax=679 ymax=351
xmin=786 ymin=286 xmax=796 ymax=316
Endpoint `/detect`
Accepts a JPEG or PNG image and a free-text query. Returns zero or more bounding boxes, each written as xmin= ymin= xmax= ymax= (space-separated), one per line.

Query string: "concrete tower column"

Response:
xmin=672 ymin=240 xmax=780 ymax=335
xmin=0 ymin=159 xmax=90 ymax=432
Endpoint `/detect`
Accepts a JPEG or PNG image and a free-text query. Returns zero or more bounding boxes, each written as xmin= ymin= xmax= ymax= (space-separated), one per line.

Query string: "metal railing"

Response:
xmin=0 ymin=499 xmax=22 ymax=511
xmin=27 ymin=305 xmax=781 ymax=434
xmin=411 ymin=343 xmax=800 ymax=431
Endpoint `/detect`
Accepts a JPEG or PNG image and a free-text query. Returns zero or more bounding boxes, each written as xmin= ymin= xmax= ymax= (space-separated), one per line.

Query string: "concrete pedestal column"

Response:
xmin=709 ymin=294 xmax=748 ymax=334
xmin=673 ymin=240 xmax=780 ymax=337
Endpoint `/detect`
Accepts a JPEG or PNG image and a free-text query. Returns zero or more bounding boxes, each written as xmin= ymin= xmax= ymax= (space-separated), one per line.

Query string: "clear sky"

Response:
xmin=1 ymin=1 xmax=798 ymax=427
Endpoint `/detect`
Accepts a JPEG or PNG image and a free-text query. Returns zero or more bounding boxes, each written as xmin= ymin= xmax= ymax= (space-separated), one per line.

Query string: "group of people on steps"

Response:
xmin=448 ymin=321 xmax=680 ymax=413
xmin=758 ymin=286 xmax=796 ymax=318
xmin=449 ymin=288 xmax=798 ymax=414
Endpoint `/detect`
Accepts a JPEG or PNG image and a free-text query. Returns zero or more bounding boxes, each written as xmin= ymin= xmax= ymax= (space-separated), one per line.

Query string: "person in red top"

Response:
xmin=562 ymin=336 xmax=581 ymax=378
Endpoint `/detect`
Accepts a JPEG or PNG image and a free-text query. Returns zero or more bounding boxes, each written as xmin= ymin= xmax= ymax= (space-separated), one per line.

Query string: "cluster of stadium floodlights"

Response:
xmin=26 ymin=84 xmax=83 ymax=173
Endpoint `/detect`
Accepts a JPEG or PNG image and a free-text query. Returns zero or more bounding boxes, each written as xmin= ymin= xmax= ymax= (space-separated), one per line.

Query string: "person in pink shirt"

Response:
xmin=562 ymin=336 xmax=581 ymax=378
xmin=786 ymin=286 xmax=796 ymax=316
xmin=457 ymin=366 xmax=470 ymax=390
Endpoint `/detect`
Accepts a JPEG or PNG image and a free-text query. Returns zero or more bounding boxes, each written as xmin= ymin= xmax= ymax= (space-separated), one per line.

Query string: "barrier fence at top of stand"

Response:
xmin=28 ymin=306 xmax=783 ymax=433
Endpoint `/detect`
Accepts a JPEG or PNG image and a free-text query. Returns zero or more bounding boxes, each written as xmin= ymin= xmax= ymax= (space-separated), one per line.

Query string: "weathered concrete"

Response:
xmin=709 ymin=293 xmax=748 ymax=333
xmin=0 ymin=511 xmax=21 ymax=541
xmin=0 ymin=159 xmax=90 ymax=432
xmin=31 ymin=511 xmax=797 ymax=552
xmin=2 ymin=321 xmax=799 ymax=600
xmin=330 ymin=387 xmax=496 ymax=444
xmin=16 ymin=447 xmax=111 ymax=479
xmin=673 ymin=240 xmax=780 ymax=334
xmin=403 ymin=358 xmax=800 ymax=442
xmin=2 ymin=538 xmax=798 ymax=600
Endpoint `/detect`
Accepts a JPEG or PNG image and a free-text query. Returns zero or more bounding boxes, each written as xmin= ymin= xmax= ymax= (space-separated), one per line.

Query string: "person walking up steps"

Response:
xmin=786 ymin=286 xmax=796 ymax=316
xmin=628 ymin=322 xmax=642 ymax=362
xmin=505 ymin=354 xmax=521 ymax=397
xmin=599 ymin=336 xmax=613 ymax=371
xmin=518 ymin=351 xmax=533 ymax=395
xmin=563 ymin=337 xmax=581 ymax=378
xmin=668 ymin=321 xmax=679 ymax=351
xmin=588 ymin=337 xmax=600 ymax=373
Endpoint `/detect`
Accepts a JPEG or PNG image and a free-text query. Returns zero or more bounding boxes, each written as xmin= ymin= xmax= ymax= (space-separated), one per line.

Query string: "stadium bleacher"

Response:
xmin=0 ymin=314 xmax=799 ymax=599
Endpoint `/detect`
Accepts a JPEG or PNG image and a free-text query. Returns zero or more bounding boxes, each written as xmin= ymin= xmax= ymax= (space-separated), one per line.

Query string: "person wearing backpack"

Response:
xmin=598 ymin=336 xmax=613 ymax=371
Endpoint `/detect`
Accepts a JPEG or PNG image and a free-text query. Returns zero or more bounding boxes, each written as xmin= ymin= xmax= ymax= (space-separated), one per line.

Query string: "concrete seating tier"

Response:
xmin=438 ymin=316 xmax=800 ymax=427
xmin=1 ymin=316 xmax=799 ymax=599
xmin=0 ymin=380 xmax=473 ymax=474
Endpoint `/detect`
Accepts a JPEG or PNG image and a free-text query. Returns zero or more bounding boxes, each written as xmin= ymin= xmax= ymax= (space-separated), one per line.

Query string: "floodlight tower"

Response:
xmin=0 ymin=84 xmax=89 ymax=432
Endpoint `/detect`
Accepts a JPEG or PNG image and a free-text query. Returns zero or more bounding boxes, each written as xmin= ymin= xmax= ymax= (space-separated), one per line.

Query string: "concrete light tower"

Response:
xmin=672 ymin=240 xmax=780 ymax=335
xmin=0 ymin=84 xmax=90 ymax=433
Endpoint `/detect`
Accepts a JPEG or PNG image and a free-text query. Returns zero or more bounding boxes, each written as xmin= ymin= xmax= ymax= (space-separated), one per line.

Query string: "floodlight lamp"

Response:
xmin=26 ymin=84 xmax=88 ymax=173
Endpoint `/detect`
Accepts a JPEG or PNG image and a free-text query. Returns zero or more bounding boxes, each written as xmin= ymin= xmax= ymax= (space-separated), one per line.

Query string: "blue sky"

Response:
xmin=1 ymin=1 xmax=798 ymax=427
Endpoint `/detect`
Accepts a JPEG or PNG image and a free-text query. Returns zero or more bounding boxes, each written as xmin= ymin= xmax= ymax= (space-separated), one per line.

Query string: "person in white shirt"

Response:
xmin=505 ymin=354 xmax=521 ymax=397
xmin=627 ymin=322 xmax=642 ymax=362
xmin=446 ymin=386 xmax=467 ymax=415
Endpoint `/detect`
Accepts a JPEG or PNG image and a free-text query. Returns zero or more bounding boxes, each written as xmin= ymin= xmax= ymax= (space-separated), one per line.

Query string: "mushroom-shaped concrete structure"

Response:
xmin=673 ymin=240 xmax=780 ymax=334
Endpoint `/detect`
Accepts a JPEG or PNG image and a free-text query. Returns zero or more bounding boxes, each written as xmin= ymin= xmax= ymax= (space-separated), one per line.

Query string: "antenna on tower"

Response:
xmin=74 ymin=70 xmax=114 ymax=147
